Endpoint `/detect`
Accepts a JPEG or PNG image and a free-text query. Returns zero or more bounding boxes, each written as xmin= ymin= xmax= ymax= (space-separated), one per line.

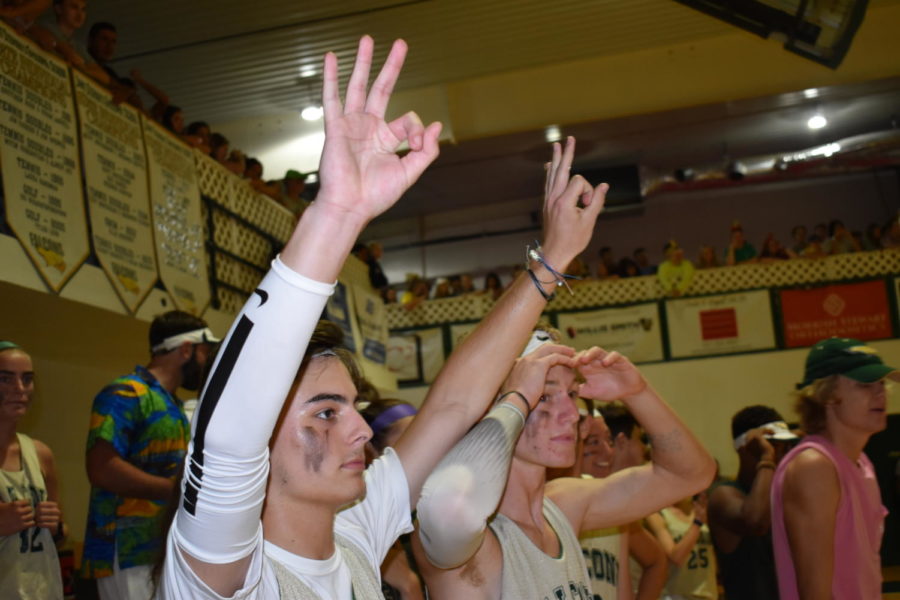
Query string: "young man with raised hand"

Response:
xmin=156 ymin=35 xmax=609 ymax=600
xmin=412 ymin=326 xmax=715 ymax=597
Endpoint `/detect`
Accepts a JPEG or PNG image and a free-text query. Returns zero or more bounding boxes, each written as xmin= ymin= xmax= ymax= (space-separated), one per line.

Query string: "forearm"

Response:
xmin=635 ymin=558 xmax=667 ymax=600
xmin=135 ymin=78 xmax=169 ymax=105
xmin=629 ymin=524 xmax=667 ymax=600
xmin=87 ymin=452 xmax=173 ymax=500
xmin=741 ymin=467 xmax=775 ymax=532
xmin=416 ymin=402 xmax=526 ymax=568
xmin=623 ymin=386 xmax=714 ymax=487
xmin=667 ymin=524 xmax=701 ymax=566
xmin=174 ymin=256 xmax=332 ymax=562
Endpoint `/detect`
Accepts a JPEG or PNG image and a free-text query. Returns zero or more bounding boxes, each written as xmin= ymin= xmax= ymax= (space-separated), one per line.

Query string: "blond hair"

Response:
xmin=793 ymin=375 xmax=840 ymax=434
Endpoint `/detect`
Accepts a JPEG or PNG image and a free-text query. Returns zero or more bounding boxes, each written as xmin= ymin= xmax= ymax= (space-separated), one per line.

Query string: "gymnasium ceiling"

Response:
xmin=88 ymin=0 xmax=900 ymax=220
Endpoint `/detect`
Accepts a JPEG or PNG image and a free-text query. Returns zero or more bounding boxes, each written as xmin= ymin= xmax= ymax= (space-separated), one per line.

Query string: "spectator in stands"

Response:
xmin=824 ymin=219 xmax=861 ymax=254
xmin=598 ymin=246 xmax=617 ymax=276
xmin=789 ymin=225 xmax=808 ymax=254
xmin=634 ymin=247 xmax=656 ymax=275
xmin=697 ymin=244 xmax=719 ymax=269
xmin=708 ymin=405 xmax=796 ymax=600
xmin=567 ymin=256 xmax=591 ymax=279
xmin=402 ymin=276 xmax=429 ymax=309
xmin=367 ymin=242 xmax=389 ymax=290
xmin=813 ymin=222 xmax=828 ymax=242
xmin=647 ymin=494 xmax=718 ymax=600
xmin=658 ymin=240 xmax=694 ymax=297
xmin=279 ymin=169 xmax=308 ymax=216
xmin=186 ymin=121 xmax=210 ymax=146
xmin=0 ymin=340 xmax=66 ymax=599
xmin=224 ymin=148 xmax=246 ymax=176
xmin=725 ymin=221 xmax=757 ymax=265
xmin=800 ymin=235 xmax=827 ymax=259
xmin=183 ymin=121 xmax=211 ymax=153
xmin=758 ymin=234 xmax=795 ymax=262
xmin=617 ymin=257 xmax=640 ymax=278
xmin=242 ymin=158 xmax=280 ymax=199
xmin=161 ymin=105 xmax=185 ymax=135
xmin=0 ymin=0 xmax=49 ymax=33
xmin=483 ymin=272 xmax=503 ymax=300
xmin=360 ymin=398 xmax=426 ymax=600
xmin=882 ymin=217 xmax=900 ymax=248
xmin=31 ymin=0 xmax=111 ymax=85
xmin=862 ymin=224 xmax=882 ymax=250
xmin=450 ymin=273 xmax=475 ymax=296
xmin=581 ymin=411 xmax=668 ymax=600
xmin=432 ymin=278 xmax=452 ymax=299
xmin=208 ymin=133 xmax=229 ymax=163
xmin=381 ymin=287 xmax=397 ymax=304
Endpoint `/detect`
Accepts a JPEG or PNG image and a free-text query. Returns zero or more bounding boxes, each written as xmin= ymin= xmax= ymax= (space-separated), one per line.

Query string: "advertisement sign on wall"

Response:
xmin=387 ymin=327 xmax=444 ymax=384
xmin=353 ymin=284 xmax=388 ymax=364
xmin=666 ymin=290 xmax=775 ymax=358
xmin=557 ymin=303 xmax=663 ymax=363
xmin=780 ymin=280 xmax=892 ymax=348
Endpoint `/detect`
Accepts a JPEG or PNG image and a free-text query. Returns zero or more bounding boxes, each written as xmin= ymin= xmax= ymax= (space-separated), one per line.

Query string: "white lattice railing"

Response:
xmin=386 ymin=249 xmax=900 ymax=329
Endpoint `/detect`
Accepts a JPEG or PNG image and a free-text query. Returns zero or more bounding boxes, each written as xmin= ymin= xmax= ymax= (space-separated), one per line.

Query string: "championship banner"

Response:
xmin=0 ymin=25 xmax=87 ymax=290
xmin=143 ymin=115 xmax=209 ymax=314
xmin=387 ymin=327 xmax=444 ymax=384
xmin=353 ymin=284 xmax=388 ymax=364
xmin=74 ymin=72 xmax=155 ymax=312
xmin=558 ymin=303 xmax=663 ymax=363
xmin=666 ymin=290 xmax=775 ymax=358
xmin=780 ymin=280 xmax=892 ymax=348
xmin=325 ymin=280 xmax=357 ymax=353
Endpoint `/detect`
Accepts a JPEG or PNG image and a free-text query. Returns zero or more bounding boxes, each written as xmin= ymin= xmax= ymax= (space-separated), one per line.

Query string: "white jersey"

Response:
xmin=0 ymin=433 xmax=63 ymax=600
xmin=160 ymin=448 xmax=412 ymax=599
xmin=580 ymin=526 xmax=628 ymax=600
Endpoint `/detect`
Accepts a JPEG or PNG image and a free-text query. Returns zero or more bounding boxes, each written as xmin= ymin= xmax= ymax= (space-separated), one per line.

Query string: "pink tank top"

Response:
xmin=770 ymin=434 xmax=887 ymax=599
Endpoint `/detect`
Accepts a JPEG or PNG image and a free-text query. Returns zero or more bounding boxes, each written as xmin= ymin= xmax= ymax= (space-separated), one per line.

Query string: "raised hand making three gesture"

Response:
xmin=285 ymin=36 xmax=441 ymax=282
xmin=317 ymin=36 xmax=442 ymax=224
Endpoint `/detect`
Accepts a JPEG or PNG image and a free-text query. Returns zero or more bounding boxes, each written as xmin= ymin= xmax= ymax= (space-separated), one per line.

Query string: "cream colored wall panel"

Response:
xmin=58 ymin=264 xmax=127 ymax=315
xmin=135 ymin=288 xmax=177 ymax=323
xmin=0 ymin=233 xmax=50 ymax=292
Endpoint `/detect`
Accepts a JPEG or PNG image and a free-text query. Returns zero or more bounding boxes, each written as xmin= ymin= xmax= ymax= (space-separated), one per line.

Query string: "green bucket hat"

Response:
xmin=798 ymin=337 xmax=900 ymax=389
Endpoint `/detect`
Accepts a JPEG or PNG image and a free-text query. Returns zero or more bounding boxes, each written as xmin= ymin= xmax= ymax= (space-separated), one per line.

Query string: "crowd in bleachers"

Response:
xmin=1 ymin=0 xmax=314 ymax=217
xmin=369 ymin=215 xmax=900 ymax=306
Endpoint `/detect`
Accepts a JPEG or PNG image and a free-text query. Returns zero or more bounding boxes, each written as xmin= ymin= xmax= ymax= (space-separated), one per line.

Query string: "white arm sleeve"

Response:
xmin=415 ymin=402 xmax=525 ymax=568
xmin=172 ymin=256 xmax=334 ymax=563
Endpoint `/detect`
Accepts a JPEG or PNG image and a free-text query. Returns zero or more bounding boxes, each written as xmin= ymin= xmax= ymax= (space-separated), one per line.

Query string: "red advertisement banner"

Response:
xmin=780 ymin=280 xmax=892 ymax=348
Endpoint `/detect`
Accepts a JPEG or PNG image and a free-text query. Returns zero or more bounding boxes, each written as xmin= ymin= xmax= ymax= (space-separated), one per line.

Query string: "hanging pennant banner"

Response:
xmin=353 ymin=284 xmax=388 ymax=364
xmin=557 ymin=303 xmax=663 ymax=363
xmin=143 ymin=115 xmax=209 ymax=315
xmin=0 ymin=24 xmax=87 ymax=290
xmin=780 ymin=280 xmax=892 ymax=347
xmin=73 ymin=72 xmax=155 ymax=312
xmin=666 ymin=290 xmax=776 ymax=358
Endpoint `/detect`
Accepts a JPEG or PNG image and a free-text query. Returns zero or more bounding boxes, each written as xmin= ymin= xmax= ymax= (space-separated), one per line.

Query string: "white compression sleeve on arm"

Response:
xmin=173 ymin=257 xmax=334 ymax=563
xmin=416 ymin=402 xmax=526 ymax=568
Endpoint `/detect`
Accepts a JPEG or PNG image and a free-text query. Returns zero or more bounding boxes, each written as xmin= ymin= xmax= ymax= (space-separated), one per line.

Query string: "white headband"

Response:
xmin=151 ymin=327 xmax=219 ymax=353
xmin=733 ymin=420 xmax=798 ymax=451
xmin=521 ymin=330 xmax=552 ymax=357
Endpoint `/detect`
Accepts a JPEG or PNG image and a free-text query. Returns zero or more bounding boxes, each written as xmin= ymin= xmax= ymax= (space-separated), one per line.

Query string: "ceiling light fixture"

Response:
xmin=544 ymin=125 xmax=562 ymax=143
xmin=299 ymin=65 xmax=317 ymax=78
xmin=803 ymin=88 xmax=819 ymax=99
xmin=807 ymin=114 xmax=827 ymax=129
xmin=300 ymin=105 xmax=324 ymax=121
